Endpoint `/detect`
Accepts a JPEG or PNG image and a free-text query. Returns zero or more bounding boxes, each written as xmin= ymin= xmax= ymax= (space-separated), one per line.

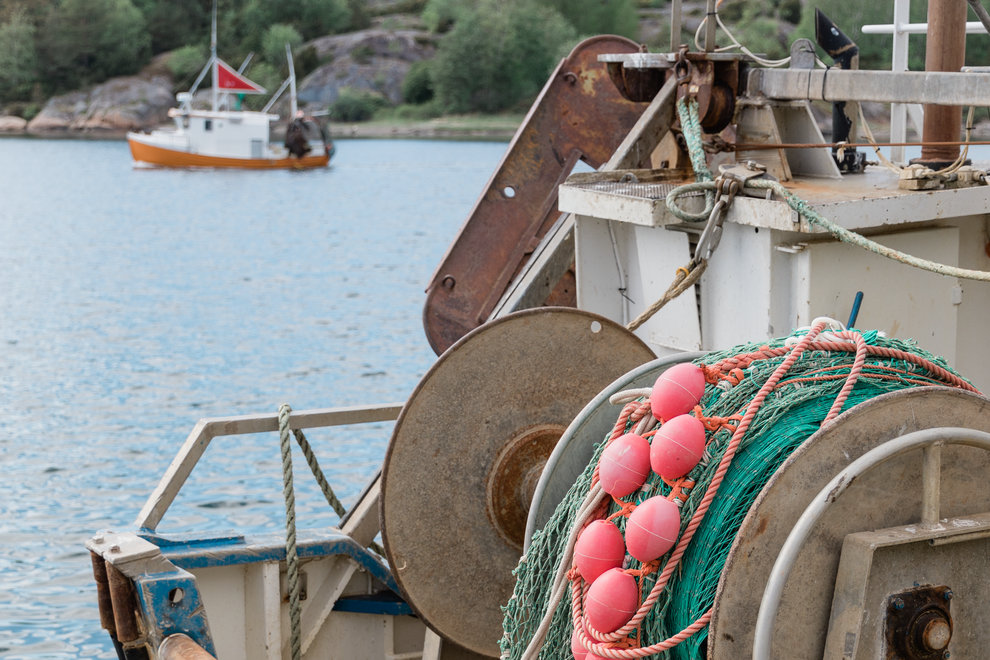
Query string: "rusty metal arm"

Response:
xmin=422 ymin=36 xmax=647 ymax=355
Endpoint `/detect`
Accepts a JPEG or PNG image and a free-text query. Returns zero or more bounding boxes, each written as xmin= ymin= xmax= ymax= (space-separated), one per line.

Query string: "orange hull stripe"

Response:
xmin=128 ymin=138 xmax=330 ymax=170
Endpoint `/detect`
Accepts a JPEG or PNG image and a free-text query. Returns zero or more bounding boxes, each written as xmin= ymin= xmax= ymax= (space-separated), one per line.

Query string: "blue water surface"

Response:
xmin=0 ymin=137 xmax=506 ymax=658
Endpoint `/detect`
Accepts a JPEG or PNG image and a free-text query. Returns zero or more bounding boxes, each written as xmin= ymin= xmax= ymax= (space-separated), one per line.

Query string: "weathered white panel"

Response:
xmin=575 ymin=216 xmax=700 ymax=355
xmin=701 ymin=223 xmax=777 ymax=351
xmin=804 ymin=227 xmax=960 ymax=364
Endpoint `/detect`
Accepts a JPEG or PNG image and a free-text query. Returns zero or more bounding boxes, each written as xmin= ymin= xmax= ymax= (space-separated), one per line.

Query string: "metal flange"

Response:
xmin=381 ymin=308 xmax=655 ymax=656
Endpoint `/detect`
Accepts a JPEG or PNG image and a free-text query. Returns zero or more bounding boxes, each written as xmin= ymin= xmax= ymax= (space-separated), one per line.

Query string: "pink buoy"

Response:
xmin=585 ymin=568 xmax=639 ymax=634
xmin=598 ymin=433 xmax=651 ymax=497
xmin=574 ymin=519 xmax=625 ymax=583
xmin=649 ymin=363 xmax=706 ymax=421
xmin=625 ymin=496 xmax=681 ymax=562
xmin=650 ymin=414 xmax=707 ymax=479
xmin=571 ymin=628 xmax=589 ymax=660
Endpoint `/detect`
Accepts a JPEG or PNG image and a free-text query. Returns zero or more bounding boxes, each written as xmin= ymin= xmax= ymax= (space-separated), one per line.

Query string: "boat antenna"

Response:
xmin=814 ymin=9 xmax=865 ymax=173
xmin=210 ymin=0 xmax=218 ymax=112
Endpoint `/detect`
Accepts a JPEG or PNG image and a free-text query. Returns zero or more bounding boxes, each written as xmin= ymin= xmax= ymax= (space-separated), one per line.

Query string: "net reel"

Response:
xmin=380 ymin=308 xmax=656 ymax=656
xmin=502 ymin=327 xmax=990 ymax=660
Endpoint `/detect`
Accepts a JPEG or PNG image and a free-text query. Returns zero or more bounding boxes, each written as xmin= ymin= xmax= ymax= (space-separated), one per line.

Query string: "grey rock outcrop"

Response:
xmin=298 ymin=28 xmax=436 ymax=108
xmin=28 ymin=75 xmax=175 ymax=134
xmin=0 ymin=115 xmax=28 ymax=133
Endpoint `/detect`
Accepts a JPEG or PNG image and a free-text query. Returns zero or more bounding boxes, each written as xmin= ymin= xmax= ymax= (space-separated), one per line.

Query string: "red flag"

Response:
xmin=215 ymin=58 xmax=266 ymax=94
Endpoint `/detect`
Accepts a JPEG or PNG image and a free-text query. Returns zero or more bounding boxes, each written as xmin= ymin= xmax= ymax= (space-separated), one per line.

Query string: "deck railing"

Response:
xmin=135 ymin=403 xmax=404 ymax=531
xmin=862 ymin=0 xmax=989 ymax=163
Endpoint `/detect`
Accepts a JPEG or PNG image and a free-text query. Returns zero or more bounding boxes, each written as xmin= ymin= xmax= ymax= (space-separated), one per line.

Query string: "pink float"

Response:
xmin=585 ymin=568 xmax=639 ymax=633
xmin=598 ymin=433 xmax=651 ymax=497
xmin=571 ymin=628 xmax=589 ymax=660
xmin=574 ymin=520 xmax=626 ymax=583
xmin=650 ymin=414 xmax=707 ymax=479
xmin=649 ymin=363 xmax=706 ymax=421
xmin=625 ymin=496 xmax=681 ymax=562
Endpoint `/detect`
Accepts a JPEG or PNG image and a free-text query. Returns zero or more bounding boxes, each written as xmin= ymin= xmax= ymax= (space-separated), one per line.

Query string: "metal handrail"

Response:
xmin=751 ymin=427 xmax=990 ymax=659
xmin=135 ymin=403 xmax=404 ymax=531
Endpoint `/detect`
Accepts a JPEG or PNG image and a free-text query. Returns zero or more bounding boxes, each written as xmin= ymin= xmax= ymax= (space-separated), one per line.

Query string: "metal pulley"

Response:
xmin=709 ymin=387 xmax=990 ymax=659
xmin=381 ymin=308 xmax=655 ymax=656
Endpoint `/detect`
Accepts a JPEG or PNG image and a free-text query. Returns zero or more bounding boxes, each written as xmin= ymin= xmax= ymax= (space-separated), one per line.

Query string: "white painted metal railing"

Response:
xmin=135 ymin=403 xmax=404 ymax=531
xmin=862 ymin=0 xmax=989 ymax=163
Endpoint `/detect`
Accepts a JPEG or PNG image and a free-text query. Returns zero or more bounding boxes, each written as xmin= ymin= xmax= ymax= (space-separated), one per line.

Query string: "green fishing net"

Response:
xmin=500 ymin=329 xmax=971 ymax=659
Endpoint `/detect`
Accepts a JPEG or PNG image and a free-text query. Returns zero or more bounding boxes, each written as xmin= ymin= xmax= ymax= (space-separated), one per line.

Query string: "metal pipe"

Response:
xmin=967 ymin=0 xmax=990 ymax=35
xmin=748 ymin=68 xmax=990 ymax=106
xmin=90 ymin=552 xmax=116 ymax=635
xmin=704 ymin=0 xmax=717 ymax=51
xmin=752 ymin=427 xmax=990 ymax=660
xmin=919 ymin=0 xmax=968 ymax=164
xmin=106 ymin=561 xmax=141 ymax=644
xmin=159 ymin=634 xmax=218 ymax=660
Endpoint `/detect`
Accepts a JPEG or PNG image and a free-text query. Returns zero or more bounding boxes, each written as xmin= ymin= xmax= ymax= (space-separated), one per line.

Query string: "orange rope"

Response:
xmin=570 ymin=328 xmax=978 ymax=658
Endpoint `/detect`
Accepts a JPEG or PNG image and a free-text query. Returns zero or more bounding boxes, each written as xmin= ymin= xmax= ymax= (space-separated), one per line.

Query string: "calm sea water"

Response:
xmin=0 ymin=137 xmax=507 ymax=658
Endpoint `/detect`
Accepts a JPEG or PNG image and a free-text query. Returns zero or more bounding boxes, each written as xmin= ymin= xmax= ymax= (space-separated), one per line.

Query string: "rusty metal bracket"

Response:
xmin=422 ymin=35 xmax=647 ymax=355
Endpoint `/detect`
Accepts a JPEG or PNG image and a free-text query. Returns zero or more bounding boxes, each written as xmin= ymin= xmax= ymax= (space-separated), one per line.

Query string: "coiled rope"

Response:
xmin=666 ymin=97 xmax=990 ymax=282
xmin=501 ymin=323 xmax=978 ymax=660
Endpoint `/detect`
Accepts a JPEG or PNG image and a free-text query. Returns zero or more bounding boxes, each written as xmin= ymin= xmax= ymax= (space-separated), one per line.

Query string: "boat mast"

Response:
xmin=286 ymin=44 xmax=298 ymax=118
xmin=210 ymin=0 xmax=218 ymax=113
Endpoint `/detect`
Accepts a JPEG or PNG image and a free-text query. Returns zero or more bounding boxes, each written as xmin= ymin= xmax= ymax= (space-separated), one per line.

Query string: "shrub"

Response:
xmin=402 ymin=60 xmax=434 ymax=105
xmin=431 ymin=0 xmax=576 ymax=114
xmin=331 ymin=88 xmax=387 ymax=122
xmin=262 ymin=24 xmax=303 ymax=67
xmin=167 ymin=45 xmax=207 ymax=87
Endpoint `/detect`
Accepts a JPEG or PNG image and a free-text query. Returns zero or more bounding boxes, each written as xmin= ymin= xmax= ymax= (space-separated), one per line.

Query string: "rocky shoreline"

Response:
xmin=0 ymin=26 xmax=446 ymax=139
xmin=0 ymin=116 xmax=521 ymax=142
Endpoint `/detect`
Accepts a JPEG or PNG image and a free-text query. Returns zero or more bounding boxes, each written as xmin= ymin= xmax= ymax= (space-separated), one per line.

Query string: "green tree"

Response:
xmin=262 ymin=23 xmax=303 ymax=67
xmin=545 ymin=0 xmax=638 ymax=39
xmin=431 ymin=0 xmax=577 ymax=113
xmin=132 ymin=0 xmax=209 ymax=54
xmin=0 ymin=9 xmax=39 ymax=101
xmin=40 ymin=0 xmax=150 ymax=91
xmin=422 ymin=0 xmax=469 ymax=32
xmin=300 ymin=0 xmax=352 ymax=39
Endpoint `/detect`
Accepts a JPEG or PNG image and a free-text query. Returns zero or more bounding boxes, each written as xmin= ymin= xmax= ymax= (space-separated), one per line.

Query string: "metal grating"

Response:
xmin=566 ymin=179 xmax=703 ymax=201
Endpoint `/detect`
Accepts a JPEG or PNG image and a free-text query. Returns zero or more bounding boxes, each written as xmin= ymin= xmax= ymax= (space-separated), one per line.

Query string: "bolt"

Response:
xmin=92 ymin=535 xmax=104 ymax=545
xmin=892 ymin=597 xmax=905 ymax=610
xmin=109 ymin=545 xmax=120 ymax=554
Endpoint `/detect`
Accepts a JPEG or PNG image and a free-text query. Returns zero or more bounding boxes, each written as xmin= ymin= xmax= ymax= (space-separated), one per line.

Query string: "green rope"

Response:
xmin=278 ymin=403 xmax=386 ymax=659
xmin=278 ymin=403 xmax=303 ymax=660
xmin=674 ymin=96 xmax=715 ymax=221
xmin=499 ymin=330 xmax=971 ymax=659
xmin=666 ymin=93 xmax=990 ymax=282
xmin=666 ymin=178 xmax=990 ymax=282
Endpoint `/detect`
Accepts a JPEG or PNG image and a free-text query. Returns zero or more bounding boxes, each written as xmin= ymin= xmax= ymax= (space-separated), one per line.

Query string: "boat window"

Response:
xmin=204 ymin=120 xmax=212 ymax=131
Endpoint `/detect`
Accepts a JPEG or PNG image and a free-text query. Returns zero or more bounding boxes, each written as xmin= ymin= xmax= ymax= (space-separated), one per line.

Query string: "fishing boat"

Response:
xmin=90 ymin=1 xmax=990 ymax=659
xmin=126 ymin=11 xmax=332 ymax=170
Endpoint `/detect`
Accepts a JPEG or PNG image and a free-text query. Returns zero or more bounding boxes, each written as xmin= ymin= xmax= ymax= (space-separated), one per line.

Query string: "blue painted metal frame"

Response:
xmin=124 ymin=527 xmax=407 ymax=655
xmin=133 ymin=565 xmax=217 ymax=657
xmin=141 ymin=529 xmax=400 ymax=594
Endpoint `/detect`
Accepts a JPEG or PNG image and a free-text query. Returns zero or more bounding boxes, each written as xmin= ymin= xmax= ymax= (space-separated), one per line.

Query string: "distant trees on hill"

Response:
xmin=0 ymin=0 xmax=369 ymax=111
xmin=5 ymin=0 xmax=990 ymax=119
